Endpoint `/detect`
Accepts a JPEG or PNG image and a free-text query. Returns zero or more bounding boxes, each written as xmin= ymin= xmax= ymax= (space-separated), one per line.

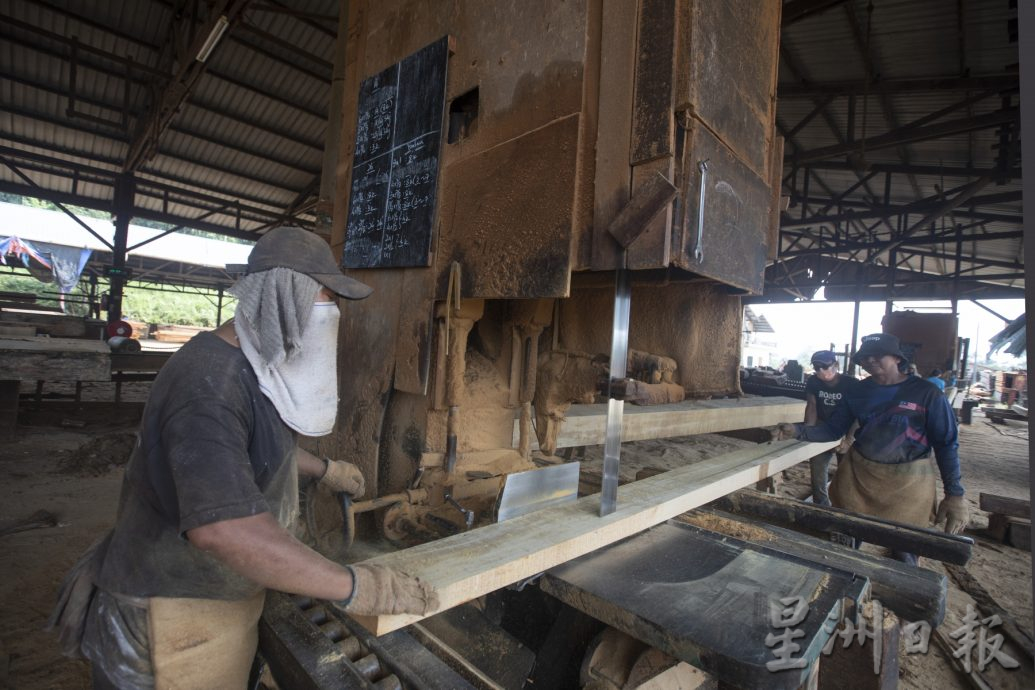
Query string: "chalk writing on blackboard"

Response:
xmin=343 ymin=37 xmax=449 ymax=268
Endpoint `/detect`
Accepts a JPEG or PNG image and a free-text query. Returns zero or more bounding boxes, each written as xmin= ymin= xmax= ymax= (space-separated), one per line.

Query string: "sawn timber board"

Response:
xmin=512 ymin=396 xmax=804 ymax=450
xmin=349 ymin=438 xmax=837 ymax=635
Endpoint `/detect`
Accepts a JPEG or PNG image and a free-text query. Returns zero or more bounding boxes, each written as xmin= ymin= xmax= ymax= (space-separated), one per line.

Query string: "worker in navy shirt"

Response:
xmin=803 ymin=350 xmax=858 ymax=506
xmin=774 ymin=333 xmax=969 ymax=564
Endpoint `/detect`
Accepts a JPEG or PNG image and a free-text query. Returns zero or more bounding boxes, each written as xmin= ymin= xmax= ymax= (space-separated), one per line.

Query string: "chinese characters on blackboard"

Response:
xmin=344 ymin=37 xmax=448 ymax=268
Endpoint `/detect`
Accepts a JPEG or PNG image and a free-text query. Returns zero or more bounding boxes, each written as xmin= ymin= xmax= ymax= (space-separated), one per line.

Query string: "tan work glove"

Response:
xmin=339 ymin=564 xmax=440 ymax=616
xmin=836 ymin=436 xmax=853 ymax=454
xmin=321 ymin=460 xmax=365 ymax=498
xmin=769 ymin=423 xmax=799 ymax=442
xmin=936 ymin=495 xmax=970 ymax=535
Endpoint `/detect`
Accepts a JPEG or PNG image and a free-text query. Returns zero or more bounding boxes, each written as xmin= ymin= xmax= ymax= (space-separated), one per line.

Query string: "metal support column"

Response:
xmin=850 ymin=299 xmax=861 ymax=376
xmin=108 ymin=173 xmax=135 ymax=324
xmin=216 ymin=287 xmax=225 ymax=324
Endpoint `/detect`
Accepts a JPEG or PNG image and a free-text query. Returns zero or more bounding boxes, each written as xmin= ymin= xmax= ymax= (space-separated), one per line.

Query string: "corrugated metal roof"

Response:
xmin=0 ymin=0 xmax=338 ymax=239
xmin=775 ymin=0 xmax=1022 ymax=299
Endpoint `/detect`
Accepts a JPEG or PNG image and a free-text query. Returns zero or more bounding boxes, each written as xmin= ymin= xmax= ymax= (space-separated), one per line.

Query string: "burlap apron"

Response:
xmin=829 ymin=446 xmax=937 ymax=528
xmin=149 ymin=592 xmax=265 ymax=690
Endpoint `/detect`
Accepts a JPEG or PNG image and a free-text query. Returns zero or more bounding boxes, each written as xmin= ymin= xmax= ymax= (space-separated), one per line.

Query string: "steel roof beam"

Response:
xmin=778 ymin=75 xmax=1019 ymax=98
xmin=779 ymin=43 xmax=895 ymax=234
xmin=0 ymin=22 xmax=328 ymax=122
xmin=236 ymin=20 xmax=333 ymax=75
xmin=1 ymin=72 xmax=320 ymax=176
xmin=800 ymin=161 xmax=1021 ymax=179
xmin=793 ymin=108 xmax=1020 ymax=165
xmin=250 ymin=2 xmax=338 ymax=33
xmin=2 ymin=65 xmax=323 ymax=154
xmin=842 ymin=3 xmax=921 ymax=199
xmin=782 ymin=0 xmax=851 ymax=26
xmin=0 ymin=146 xmax=298 ymax=228
xmin=124 ymin=0 xmax=253 ymax=172
xmin=780 ymin=228 xmax=1022 ymax=255
xmin=1 ymin=104 xmax=309 ymax=197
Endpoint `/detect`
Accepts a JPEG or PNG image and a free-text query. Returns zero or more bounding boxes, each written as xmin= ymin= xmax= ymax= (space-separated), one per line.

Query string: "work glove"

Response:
xmin=769 ymin=423 xmax=799 ymax=442
xmin=836 ymin=436 xmax=854 ymax=454
xmin=321 ymin=460 xmax=366 ymax=498
xmin=936 ymin=495 xmax=970 ymax=535
xmin=337 ymin=564 xmax=440 ymax=616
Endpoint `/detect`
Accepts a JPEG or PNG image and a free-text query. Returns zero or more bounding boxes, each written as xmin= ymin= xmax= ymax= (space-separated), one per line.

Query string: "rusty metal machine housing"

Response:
xmin=321 ymin=0 xmax=783 ymax=544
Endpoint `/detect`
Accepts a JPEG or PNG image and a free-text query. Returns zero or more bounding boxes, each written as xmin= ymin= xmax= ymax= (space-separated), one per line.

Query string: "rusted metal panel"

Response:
xmin=630 ymin=0 xmax=676 ymax=165
xmin=590 ymin=0 xmax=639 ymax=270
xmin=626 ymin=156 xmax=675 ymax=269
xmin=674 ymin=121 xmax=770 ymax=295
xmin=681 ymin=0 xmax=780 ymax=179
xmin=434 ymin=114 xmax=580 ymax=299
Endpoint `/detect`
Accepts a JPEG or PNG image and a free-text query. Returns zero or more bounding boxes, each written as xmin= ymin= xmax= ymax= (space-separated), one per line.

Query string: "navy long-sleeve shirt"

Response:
xmin=796 ymin=375 xmax=964 ymax=496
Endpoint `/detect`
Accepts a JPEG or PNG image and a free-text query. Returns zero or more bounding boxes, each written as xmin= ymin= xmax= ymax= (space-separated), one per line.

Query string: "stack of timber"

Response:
xmin=151 ymin=324 xmax=207 ymax=343
xmin=981 ymin=492 xmax=1031 ymax=550
xmin=0 ymin=309 xmax=104 ymax=339
xmin=348 ymin=438 xmax=837 ymax=635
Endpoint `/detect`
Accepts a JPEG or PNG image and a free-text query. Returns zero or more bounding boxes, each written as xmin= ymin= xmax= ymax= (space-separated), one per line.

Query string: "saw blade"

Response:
xmin=601 ymin=268 xmax=631 ymax=516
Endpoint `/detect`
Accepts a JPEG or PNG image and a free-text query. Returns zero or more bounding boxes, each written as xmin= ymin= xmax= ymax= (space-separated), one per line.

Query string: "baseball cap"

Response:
xmin=810 ymin=350 xmax=837 ymax=367
xmin=851 ymin=332 xmax=907 ymax=366
xmin=230 ymin=226 xmax=373 ymax=300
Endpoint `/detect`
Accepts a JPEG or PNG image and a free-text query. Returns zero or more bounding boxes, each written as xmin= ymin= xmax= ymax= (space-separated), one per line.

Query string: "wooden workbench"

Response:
xmin=0 ymin=336 xmax=111 ymax=429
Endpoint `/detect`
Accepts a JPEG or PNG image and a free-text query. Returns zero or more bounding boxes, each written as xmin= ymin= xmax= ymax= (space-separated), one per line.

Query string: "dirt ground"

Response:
xmin=0 ymin=398 xmax=1030 ymax=689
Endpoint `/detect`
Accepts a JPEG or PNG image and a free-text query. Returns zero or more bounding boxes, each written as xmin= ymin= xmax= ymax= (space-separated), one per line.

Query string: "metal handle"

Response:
xmin=695 ymin=160 xmax=709 ymax=263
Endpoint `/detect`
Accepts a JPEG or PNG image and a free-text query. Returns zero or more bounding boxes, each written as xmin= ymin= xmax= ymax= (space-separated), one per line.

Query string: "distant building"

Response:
xmin=742 ymin=306 xmax=779 ymax=368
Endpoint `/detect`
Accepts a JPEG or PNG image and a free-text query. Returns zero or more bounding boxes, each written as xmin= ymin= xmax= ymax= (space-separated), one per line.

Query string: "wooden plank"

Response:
xmin=513 ymin=396 xmax=804 ymax=450
xmin=0 ymin=337 xmax=111 ymax=381
xmin=349 ymin=438 xmax=837 ymax=635
xmin=0 ymin=311 xmax=99 ymax=337
xmin=978 ymin=492 xmax=1030 ymax=519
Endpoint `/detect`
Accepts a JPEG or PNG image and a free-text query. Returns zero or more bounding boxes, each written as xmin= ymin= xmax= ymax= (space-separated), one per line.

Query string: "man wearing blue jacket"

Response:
xmin=774 ymin=333 xmax=969 ymax=564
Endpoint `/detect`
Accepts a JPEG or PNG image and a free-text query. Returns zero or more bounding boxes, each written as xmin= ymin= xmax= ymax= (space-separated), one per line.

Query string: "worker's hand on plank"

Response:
xmin=769 ymin=423 xmax=799 ymax=442
xmin=321 ymin=460 xmax=366 ymax=498
xmin=338 ymin=564 xmax=439 ymax=616
xmin=936 ymin=495 xmax=970 ymax=535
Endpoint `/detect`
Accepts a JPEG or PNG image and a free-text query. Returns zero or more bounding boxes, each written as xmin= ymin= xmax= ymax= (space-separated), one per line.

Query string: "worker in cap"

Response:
xmin=773 ymin=333 xmax=969 ymax=564
xmin=50 ymin=227 xmax=438 ymax=689
xmin=802 ymin=350 xmax=859 ymax=506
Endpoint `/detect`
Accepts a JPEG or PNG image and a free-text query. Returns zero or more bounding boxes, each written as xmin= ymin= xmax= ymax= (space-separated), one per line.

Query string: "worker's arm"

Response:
xmin=188 ymin=512 xmax=353 ymax=599
xmin=927 ymin=396 xmax=965 ymax=497
xmin=796 ymin=398 xmax=854 ymax=442
xmin=186 ymin=513 xmax=436 ymax=614
xmin=804 ymin=393 xmax=818 ymax=425
xmin=295 ymin=446 xmax=365 ymax=496
xmin=295 ymin=446 xmax=327 ymax=478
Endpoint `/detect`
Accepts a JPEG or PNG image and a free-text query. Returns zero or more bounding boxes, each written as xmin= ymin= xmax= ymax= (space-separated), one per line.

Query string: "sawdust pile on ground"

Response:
xmin=59 ymin=432 xmax=137 ymax=476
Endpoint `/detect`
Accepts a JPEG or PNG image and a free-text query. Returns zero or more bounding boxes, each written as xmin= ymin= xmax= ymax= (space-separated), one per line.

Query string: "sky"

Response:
xmin=750 ymin=295 xmax=1026 ymax=369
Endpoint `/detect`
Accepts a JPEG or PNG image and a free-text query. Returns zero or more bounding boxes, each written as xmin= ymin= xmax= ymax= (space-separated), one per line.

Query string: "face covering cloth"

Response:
xmin=231 ymin=269 xmax=341 ymax=436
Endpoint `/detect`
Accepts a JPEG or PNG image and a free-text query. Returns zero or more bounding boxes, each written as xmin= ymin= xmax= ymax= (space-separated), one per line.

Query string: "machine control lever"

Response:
xmin=445 ymin=493 xmax=475 ymax=529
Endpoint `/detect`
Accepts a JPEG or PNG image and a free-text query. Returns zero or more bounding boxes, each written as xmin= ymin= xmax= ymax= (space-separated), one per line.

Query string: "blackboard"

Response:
xmin=343 ymin=37 xmax=449 ymax=268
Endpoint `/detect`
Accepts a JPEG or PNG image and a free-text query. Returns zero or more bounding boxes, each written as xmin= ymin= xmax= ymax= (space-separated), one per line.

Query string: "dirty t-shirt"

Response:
xmin=805 ymin=373 xmax=858 ymax=422
xmin=97 ymin=332 xmax=298 ymax=600
xmin=797 ymin=375 xmax=963 ymax=496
